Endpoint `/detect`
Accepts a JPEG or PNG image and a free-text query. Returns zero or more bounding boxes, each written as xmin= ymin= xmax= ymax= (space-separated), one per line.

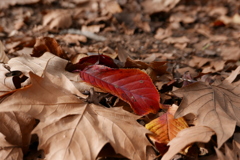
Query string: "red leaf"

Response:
xmin=80 ymin=65 xmax=161 ymax=115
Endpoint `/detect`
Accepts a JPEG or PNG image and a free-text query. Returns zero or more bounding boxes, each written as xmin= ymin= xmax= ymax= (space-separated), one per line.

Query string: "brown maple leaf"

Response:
xmin=173 ymin=66 xmax=240 ymax=147
xmin=0 ymin=72 xmax=155 ymax=160
xmin=33 ymin=104 xmax=153 ymax=160
xmin=162 ymin=126 xmax=215 ymax=160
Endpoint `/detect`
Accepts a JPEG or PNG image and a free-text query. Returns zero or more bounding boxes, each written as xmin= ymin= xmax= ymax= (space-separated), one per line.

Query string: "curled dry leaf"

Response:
xmin=67 ymin=54 xmax=118 ymax=72
xmin=0 ymin=64 xmax=16 ymax=95
xmin=125 ymin=57 xmax=168 ymax=75
xmin=32 ymin=37 xmax=68 ymax=59
xmin=141 ymin=0 xmax=180 ymax=14
xmin=124 ymin=57 xmax=170 ymax=83
xmin=162 ymin=126 xmax=215 ymax=160
xmin=224 ymin=66 xmax=240 ymax=84
xmin=173 ymin=66 xmax=240 ymax=147
xmin=43 ymin=10 xmax=72 ymax=30
xmin=146 ymin=105 xmax=188 ymax=154
xmin=0 ymin=41 xmax=9 ymax=63
xmin=80 ymin=65 xmax=161 ymax=115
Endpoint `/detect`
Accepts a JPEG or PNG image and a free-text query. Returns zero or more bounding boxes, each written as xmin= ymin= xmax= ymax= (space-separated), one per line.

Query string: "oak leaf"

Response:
xmin=173 ymin=66 xmax=240 ymax=147
xmin=162 ymin=126 xmax=215 ymax=160
xmin=80 ymin=65 xmax=161 ymax=115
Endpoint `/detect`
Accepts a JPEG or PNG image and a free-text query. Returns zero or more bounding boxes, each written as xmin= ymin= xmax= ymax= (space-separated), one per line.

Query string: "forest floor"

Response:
xmin=1 ymin=0 xmax=240 ymax=160
xmin=1 ymin=0 xmax=240 ymax=70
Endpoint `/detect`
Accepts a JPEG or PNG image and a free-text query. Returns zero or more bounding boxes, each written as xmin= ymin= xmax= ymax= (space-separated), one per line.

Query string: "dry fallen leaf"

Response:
xmin=58 ymin=34 xmax=87 ymax=45
xmin=81 ymin=24 xmax=105 ymax=33
xmin=162 ymin=126 xmax=215 ymax=160
xmin=215 ymin=139 xmax=240 ymax=160
xmin=0 ymin=41 xmax=9 ymax=63
xmin=173 ymin=67 xmax=240 ymax=147
xmin=221 ymin=46 xmax=240 ymax=61
xmin=7 ymin=52 xmax=80 ymax=85
xmin=188 ymin=56 xmax=225 ymax=73
xmin=0 ymin=72 xmax=154 ymax=160
xmin=0 ymin=64 xmax=16 ymax=95
xmin=0 ymin=132 xmax=23 ymax=160
xmin=6 ymin=51 xmax=101 ymax=95
xmin=154 ymin=28 xmax=172 ymax=40
xmin=117 ymin=44 xmax=129 ymax=64
xmin=0 ymin=0 xmax=39 ymax=9
xmin=80 ymin=65 xmax=161 ymax=115
xmin=0 ymin=72 xmax=85 ymax=122
xmin=0 ymin=111 xmax=36 ymax=151
xmin=146 ymin=105 xmax=188 ymax=154
xmin=33 ymin=104 xmax=153 ymax=160
xmin=32 ymin=37 xmax=67 ymax=59
xmin=0 ymin=111 xmax=36 ymax=160
xmin=43 ymin=10 xmax=72 ymax=30
xmin=163 ymin=36 xmax=190 ymax=44
xmin=141 ymin=0 xmax=180 ymax=14
xmin=105 ymin=0 xmax=122 ymax=14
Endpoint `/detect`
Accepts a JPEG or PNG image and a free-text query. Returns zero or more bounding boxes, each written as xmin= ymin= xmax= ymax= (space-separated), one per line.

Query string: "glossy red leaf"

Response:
xmin=68 ymin=55 xmax=118 ymax=72
xmin=80 ymin=65 xmax=161 ymax=115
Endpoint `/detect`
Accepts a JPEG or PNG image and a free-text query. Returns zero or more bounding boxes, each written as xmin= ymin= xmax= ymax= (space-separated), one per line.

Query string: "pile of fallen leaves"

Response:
xmin=1 ymin=0 xmax=240 ymax=160
xmin=1 ymin=36 xmax=240 ymax=160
